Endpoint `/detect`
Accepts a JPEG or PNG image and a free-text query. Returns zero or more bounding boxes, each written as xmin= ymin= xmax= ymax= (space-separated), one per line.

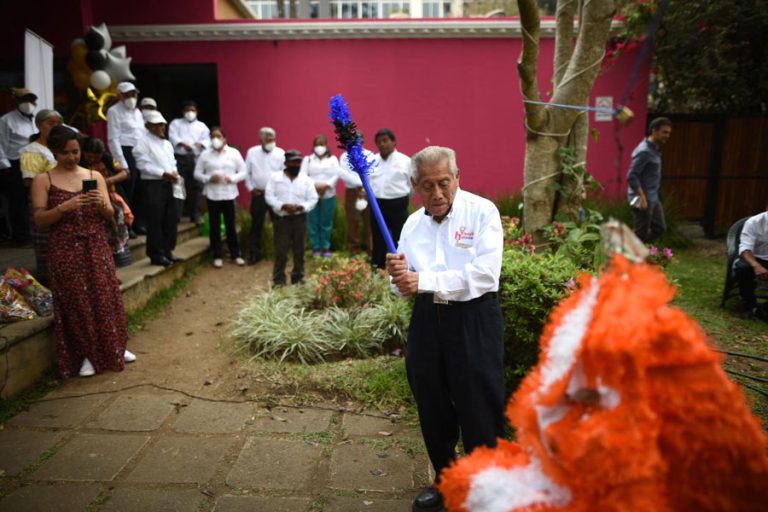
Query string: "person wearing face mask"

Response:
xmin=265 ymin=150 xmax=318 ymax=286
xmin=107 ymin=82 xmax=146 ymax=235
xmin=139 ymin=97 xmax=158 ymax=121
xmin=193 ymin=127 xmax=247 ymax=268
xmin=245 ymin=127 xmax=285 ymax=264
xmin=0 ymin=88 xmax=39 ymax=246
xmin=132 ymin=111 xmax=181 ymax=268
xmin=300 ymin=134 xmax=340 ymax=258
xmin=169 ymin=101 xmax=210 ymax=224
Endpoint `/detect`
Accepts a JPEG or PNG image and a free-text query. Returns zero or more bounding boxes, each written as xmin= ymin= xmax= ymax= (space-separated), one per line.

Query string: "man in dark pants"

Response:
xmin=168 ymin=100 xmax=210 ymax=223
xmin=265 ymin=150 xmax=318 ymax=286
xmin=0 ymin=88 xmax=38 ymax=245
xmin=734 ymin=202 xmax=768 ymax=321
xmin=386 ymin=146 xmax=505 ymax=512
xmin=132 ymin=111 xmax=180 ymax=267
xmin=627 ymin=117 xmax=672 ymax=243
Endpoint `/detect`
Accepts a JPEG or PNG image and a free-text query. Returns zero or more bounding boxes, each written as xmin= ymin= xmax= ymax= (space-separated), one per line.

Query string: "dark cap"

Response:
xmin=284 ymin=149 xmax=302 ymax=162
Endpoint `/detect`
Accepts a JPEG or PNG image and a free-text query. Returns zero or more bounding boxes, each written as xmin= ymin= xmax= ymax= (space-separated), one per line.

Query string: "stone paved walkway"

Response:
xmin=0 ymin=264 xmax=432 ymax=511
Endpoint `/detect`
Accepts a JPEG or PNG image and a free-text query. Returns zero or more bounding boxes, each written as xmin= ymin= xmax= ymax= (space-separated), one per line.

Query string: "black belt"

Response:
xmin=417 ymin=292 xmax=497 ymax=306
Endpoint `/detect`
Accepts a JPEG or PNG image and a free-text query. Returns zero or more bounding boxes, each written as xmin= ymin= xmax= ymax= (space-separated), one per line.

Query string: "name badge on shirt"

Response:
xmin=454 ymin=226 xmax=475 ymax=248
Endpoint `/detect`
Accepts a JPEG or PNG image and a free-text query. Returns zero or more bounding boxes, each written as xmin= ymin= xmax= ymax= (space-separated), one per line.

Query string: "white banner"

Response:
xmin=24 ymin=30 xmax=54 ymax=110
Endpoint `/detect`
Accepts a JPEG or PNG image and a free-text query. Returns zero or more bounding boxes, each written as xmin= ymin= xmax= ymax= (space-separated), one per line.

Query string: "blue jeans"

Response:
xmin=308 ymin=196 xmax=336 ymax=251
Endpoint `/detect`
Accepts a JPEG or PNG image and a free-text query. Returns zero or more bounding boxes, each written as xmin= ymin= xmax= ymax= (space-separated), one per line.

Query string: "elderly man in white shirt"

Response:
xmin=385 ymin=146 xmax=505 ymax=512
xmin=370 ymin=128 xmax=412 ymax=269
xmin=735 ymin=202 xmax=768 ymax=321
xmin=245 ymin=126 xmax=285 ymax=264
xmin=265 ymin=150 xmax=318 ymax=286
xmin=340 ymin=143 xmax=375 ymax=256
xmin=169 ymin=100 xmax=210 ymax=223
xmin=107 ymin=81 xmax=146 ymax=233
xmin=300 ymin=134 xmax=340 ymax=257
xmin=132 ymin=111 xmax=181 ymax=267
xmin=194 ymin=126 xmax=247 ymax=268
xmin=0 ymin=87 xmax=38 ymax=245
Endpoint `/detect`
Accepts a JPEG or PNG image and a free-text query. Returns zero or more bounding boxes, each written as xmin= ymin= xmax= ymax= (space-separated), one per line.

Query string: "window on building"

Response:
xmin=330 ymin=1 xmax=410 ymax=19
xmin=423 ymin=1 xmax=452 ymax=17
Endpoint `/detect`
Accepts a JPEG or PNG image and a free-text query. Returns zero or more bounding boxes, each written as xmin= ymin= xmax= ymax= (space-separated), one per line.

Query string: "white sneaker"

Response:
xmin=79 ymin=358 xmax=95 ymax=377
xmin=213 ymin=258 xmax=223 ymax=268
xmin=124 ymin=349 xmax=137 ymax=363
xmin=235 ymin=257 xmax=246 ymax=266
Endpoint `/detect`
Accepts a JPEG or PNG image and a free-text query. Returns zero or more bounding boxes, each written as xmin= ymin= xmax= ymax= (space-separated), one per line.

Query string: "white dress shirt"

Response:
xmin=168 ymin=118 xmax=211 ymax=157
xmin=244 ymin=145 xmax=286 ymax=191
xmin=0 ymin=110 xmax=37 ymax=168
xmin=394 ymin=188 xmax=503 ymax=302
xmin=739 ymin=211 xmax=768 ymax=260
xmin=265 ymin=172 xmax=319 ymax=217
xmin=132 ymin=132 xmax=177 ymax=180
xmin=194 ymin=145 xmax=247 ymax=201
xmin=370 ymin=150 xmax=412 ymax=199
xmin=300 ymin=154 xmax=340 ymax=199
xmin=339 ymin=149 xmax=376 ymax=188
xmin=106 ymin=101 xmax=145 ymax=168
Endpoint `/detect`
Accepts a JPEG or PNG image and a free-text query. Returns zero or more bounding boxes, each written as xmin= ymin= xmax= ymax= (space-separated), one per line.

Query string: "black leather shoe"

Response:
xmin=412 ymin=487 xmax=444 ymax=512
xmin=150 ymin=257 xmax=172 ymax=267
xmin=166 ymin=254 xmax=183 ymax=263
xmin=133 ymin=226 xmax=147 ymax=235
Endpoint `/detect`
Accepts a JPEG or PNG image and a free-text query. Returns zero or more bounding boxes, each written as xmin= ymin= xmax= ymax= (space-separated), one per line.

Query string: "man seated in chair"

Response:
xmin=735 ymin=201 xmax=768 ymax=321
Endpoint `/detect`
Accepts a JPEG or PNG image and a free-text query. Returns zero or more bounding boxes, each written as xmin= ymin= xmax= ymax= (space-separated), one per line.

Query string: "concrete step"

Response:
xmin=0 ymin=235 xmax=211 ymax=399
xmin=126 ymin=221 xmax=200 ymax=263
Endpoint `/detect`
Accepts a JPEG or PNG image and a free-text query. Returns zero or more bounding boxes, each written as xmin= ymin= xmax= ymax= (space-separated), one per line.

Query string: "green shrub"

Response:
xmin=499 ymin=249 xmax=578 ymax=395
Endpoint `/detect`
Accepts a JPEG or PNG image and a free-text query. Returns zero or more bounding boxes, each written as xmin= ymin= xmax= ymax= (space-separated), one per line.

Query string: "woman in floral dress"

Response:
xmin=30 ymin=126 xmax=136 ymax=378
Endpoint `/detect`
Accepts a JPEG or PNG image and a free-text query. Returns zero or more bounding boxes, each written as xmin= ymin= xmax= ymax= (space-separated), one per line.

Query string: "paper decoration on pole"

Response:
xmin=329 ymin=94 xmax=396 ymax=253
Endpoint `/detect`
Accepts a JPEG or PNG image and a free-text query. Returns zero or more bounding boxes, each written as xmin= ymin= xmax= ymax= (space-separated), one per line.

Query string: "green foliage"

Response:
xmin=309 ymin=256 xmax=386 ymax=309
xmin=499 ymin=250 xmax=578 ymax=394
xmin=331 ymin=201 xmax=348 ymax=252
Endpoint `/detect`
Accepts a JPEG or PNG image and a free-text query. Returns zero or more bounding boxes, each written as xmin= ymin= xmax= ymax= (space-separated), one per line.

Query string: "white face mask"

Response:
xmin=211 ymin=137 xmax=225 ymax=150
xmin=184 ymin=111 xmax=197 ymax=122
xmin=313 ymin=145 xmax=327 ymax=157
xmin=18 ymin=102 xmax=35 ymax=115
xmin=123 ymin=97 xmax=137 ymax=109
xmin=263 ymin=142 xmax=276 ymax=152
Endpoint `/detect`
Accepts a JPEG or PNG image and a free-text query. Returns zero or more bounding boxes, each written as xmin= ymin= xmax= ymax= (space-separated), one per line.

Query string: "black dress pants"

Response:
xmin=406 ymin=293 xmax=506 ymax=481
xmin=272 ymin=213 xmax=307 ymax=285
xmin=734 ymin=256 xmax=768 ymax=310
xmin=122 ymin=146 xmax=145 ymax=231
xmin=248 ymin=193 xmax=268 ymax=262
xmin=175 ymin=153 xmax=203 ymax=221
xmin=370 ymin=195 xmax=409 ymax=269
xmin=208 ymin=198 xmax=240 ymax=259
xmin=143 ymin=179 xmax=178 ymax=261
xmin=632 ymin=200 xmax=666 ymax=243
xmin=0 ymin=159 xmax=30 ymax=243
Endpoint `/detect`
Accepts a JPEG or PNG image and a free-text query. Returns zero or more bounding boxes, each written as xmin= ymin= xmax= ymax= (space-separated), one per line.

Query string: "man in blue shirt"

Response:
xmin=627 ymin=117 xmax=672 ymax=243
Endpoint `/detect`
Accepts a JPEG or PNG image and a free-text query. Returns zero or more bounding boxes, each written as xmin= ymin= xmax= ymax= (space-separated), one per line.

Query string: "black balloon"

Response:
xmin=86 ymin=50 xmax=107 ymax=70
xmin=84 ymin=29 xmax=104 ymax=51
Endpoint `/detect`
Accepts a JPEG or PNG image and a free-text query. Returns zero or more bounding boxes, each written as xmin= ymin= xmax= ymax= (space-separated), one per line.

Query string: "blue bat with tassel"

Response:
xmin=329 ymin=94 xmax=397 ymax=254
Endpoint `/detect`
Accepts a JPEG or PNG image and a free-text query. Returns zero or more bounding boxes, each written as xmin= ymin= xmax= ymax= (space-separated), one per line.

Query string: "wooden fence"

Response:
xmin=658 ymin=114 xmax=768 ymax=236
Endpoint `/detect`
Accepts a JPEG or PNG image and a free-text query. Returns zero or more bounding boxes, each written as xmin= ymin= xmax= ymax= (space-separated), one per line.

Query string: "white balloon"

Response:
xmin=104 ymin=53 xmax=135 ymax=82
xmin=90 ymin=22 xmax=112 ymax=51
xmin=90 ymin=70 xmax=112 ymax=91
xmin=110 ymin=45 xmax=127 ymax=59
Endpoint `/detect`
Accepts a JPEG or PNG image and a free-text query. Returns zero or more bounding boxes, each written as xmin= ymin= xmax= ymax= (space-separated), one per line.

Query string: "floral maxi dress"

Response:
xmin=47 ymin=179 xmax=128 ymax=378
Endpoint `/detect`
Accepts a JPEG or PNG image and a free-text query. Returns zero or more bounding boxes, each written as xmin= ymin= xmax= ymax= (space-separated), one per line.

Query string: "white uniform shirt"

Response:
xmin=370 ymin=150 xmax=412 ymax=199
xmin=194 ymin=146 xmax=247 ymax=201
xmin=168 ymin=118 xmax=211 ymax=157
xmin=394 ymin=188 xmax=503 ymax=302
xmin=106 ymin=101 xmax=145 ymax=168
xmin=265 ymin=172 xmax=319 ymax=217
xmin=132 ymin=132 xmax=177 ymax=181
xmin=339 ymin=148 xmax=376 ymax=188
xmin=0 ymin=110 xmax=37 ymax=168
xmin=244 ymin=145 xmax=286 ymax=191
xmin=739 ymin=211 xmax=768 ymax=260
xmin=300 ymin=154 xmax=340 ymax=199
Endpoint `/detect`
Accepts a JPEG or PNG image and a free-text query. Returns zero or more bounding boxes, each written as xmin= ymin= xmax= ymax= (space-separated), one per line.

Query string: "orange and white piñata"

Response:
xmin=439 ymin=255 xmax=768 ymax=512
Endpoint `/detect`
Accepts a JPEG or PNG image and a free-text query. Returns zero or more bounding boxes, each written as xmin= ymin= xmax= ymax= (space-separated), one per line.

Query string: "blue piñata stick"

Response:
xmin=329 ymin=94 xmax=397 ymax=254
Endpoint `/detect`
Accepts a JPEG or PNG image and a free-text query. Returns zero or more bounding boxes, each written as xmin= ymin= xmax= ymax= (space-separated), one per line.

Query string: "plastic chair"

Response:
xmin=721 ymin=216 xmax=768 ymax=307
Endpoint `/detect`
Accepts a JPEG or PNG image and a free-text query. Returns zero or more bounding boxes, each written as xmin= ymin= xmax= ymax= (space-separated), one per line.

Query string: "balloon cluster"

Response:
xmin=67 ymin=23 xmax=135 ymax=92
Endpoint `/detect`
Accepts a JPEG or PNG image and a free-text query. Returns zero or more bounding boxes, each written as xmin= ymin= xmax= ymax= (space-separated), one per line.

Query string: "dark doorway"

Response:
xmin=131 ymin=63 xmax=219 ymax=128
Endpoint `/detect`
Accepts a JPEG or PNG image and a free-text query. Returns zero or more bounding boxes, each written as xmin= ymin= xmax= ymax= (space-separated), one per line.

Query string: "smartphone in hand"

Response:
xmin=82 ymin=179 xmax=98 ymax=192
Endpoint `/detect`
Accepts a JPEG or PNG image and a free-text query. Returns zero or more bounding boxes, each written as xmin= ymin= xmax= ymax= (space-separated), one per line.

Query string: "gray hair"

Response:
xmin=410 ymin=146 xmax=459 ymax=182
xmin=259 ymin=126 xmax=276 ymax=139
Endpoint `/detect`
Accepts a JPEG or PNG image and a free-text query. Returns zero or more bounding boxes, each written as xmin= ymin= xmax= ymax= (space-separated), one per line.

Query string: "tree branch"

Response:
xmin=517 ymin=0 xmax=545 ymax=130
xmin=553 ymin=0 xmax=577 ymax=91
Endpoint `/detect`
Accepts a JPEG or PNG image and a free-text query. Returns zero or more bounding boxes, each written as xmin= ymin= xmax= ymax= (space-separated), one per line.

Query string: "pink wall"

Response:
xmin=122 ymin=36 xmax=646 ymax=200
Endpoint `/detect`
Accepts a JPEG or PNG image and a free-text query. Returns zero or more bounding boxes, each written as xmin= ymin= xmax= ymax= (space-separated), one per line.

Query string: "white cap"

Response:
xmin=140 ymin=97 xmax=157 ymax=108
xmin=144 ymin=110 xmax=167 ymax=124
xmin=117 ymin=81 xmax=138 ymax=94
